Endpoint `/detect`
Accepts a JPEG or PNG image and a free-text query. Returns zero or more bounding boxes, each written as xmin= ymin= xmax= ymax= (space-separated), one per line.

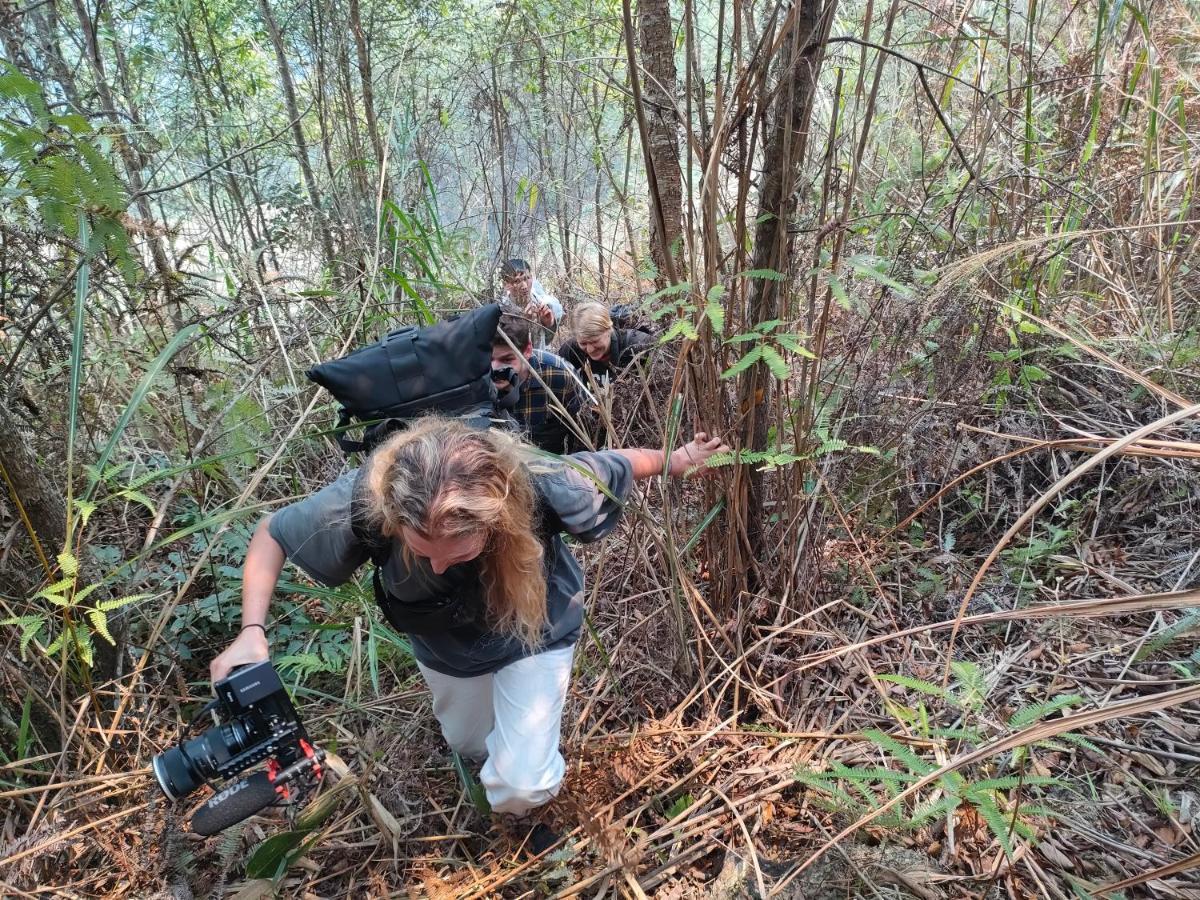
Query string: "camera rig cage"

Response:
xmin=153 ymin=661 xmax=325 ymax=835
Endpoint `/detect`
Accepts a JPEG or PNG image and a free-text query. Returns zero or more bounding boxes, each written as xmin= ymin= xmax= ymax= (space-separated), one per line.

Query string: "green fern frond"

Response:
xmin=57 ymin=551 xmax=79 ymax=577
xmin=877 ymin=673 xmax=950 ymax=700
xmin=968 ymin=775 xmax=1060 ymax=793
xmin=74 ymin=499 xmax=98 ymax=528
xmin=795 ymin=771 xmax=862 ymax=811
xmin=862 ymin=729 xmax=937 ymax=776
xmin=96 ymin=593 xmax=149 ymax=612
xmin=950 ymin=660 xmax=988 ymax=710
xmin=908 ymin=794 xmax=961 ymax=829
xmin=830 ymin=766 xmax=921 ymax=787
xmin=930 ymin=726 xmax=983 ymax=742
xmin=1 ymin=615 xmax=46 ymax=657
xmin=1053 ymin=732 xmax=1102 ymax=754
xmin=1135 ymin=609 xmax=1200 ymax=661
xmin=88 ymin=609 xmax=114 ymax=645
xmin=73 ymin=627 xmax=94 ymax=667
xmin=1008 ymin=694 xmax=1082 ymax=729
xmin=1014 ymin=804 xmax=1062 ymax=821
xmin=974 ymin=792 xmax=1016 ymax=859
xmin=35 ymin=577 xmax=75 ymax=603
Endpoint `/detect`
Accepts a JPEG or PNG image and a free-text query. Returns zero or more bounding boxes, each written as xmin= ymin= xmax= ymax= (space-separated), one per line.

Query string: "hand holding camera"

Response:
xmin=153 ymin=660 xmax=324 ymax=836
xmin=210 ymin=623 xmax=270 ymax=683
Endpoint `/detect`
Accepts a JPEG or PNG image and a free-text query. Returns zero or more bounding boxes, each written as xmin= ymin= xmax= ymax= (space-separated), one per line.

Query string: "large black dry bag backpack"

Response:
xmin=306 ymin=303 xmax=503 ymax=454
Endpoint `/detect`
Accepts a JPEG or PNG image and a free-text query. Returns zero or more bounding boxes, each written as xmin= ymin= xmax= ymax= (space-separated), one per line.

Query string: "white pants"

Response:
xmin=417 ymin=644 xmax=574 ymax=816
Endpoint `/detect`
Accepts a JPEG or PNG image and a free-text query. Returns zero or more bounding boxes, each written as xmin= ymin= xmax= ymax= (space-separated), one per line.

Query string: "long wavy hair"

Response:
xmin=360 ymin=417 xmax=547 ymax=648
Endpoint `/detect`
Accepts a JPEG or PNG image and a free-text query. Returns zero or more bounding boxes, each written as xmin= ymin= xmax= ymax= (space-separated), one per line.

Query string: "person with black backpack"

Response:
xmin=208 ymin=417 xmax=728 ymax=849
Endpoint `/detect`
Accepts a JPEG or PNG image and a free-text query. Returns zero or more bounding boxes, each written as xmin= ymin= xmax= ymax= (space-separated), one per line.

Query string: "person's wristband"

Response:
xmin=241 ymin=623 xmax=268 ymax=639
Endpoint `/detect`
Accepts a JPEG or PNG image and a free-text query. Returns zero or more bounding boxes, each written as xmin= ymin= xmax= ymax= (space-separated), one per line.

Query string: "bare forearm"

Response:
xmin=614 ymin=448 xmax=667 ymax=481
xmin=241 ymin=517 xmax=285 ymax=628
xmin=616 ymin=433 xmax=730 ymax=481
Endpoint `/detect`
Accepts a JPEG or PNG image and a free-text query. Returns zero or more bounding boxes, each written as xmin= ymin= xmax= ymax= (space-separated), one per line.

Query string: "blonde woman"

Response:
xmin=210 ymin=417 xmax=726 ymax=847
xmin=558 ymin=302 xmax=655 ymax=384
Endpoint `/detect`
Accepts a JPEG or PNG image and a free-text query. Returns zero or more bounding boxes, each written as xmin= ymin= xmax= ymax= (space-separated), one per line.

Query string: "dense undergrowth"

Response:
xmin=2 ymin=0 xmax=1200 ymax=896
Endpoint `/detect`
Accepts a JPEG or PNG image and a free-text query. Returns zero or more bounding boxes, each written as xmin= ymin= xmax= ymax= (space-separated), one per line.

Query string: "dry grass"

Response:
xmin=3 ymin=341 xmax=1198 ymax=898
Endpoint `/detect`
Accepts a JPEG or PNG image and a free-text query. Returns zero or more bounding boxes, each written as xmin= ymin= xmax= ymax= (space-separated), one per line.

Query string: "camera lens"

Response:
xmin=153 ymin=746 xmax=198 ymax=802
xmin=152 ymin=719 xmax=256 ymax=802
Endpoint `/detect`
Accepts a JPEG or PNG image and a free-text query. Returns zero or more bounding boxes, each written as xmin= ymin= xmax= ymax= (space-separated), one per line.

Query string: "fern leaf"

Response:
xmin=74 ymin=628 xmax=94 ymax=667
xmin=833 ymin=766 xmax=920 ymax=786
xmin=1135 ymin=609 xmax=1200 ymax=661
xmin=35 ymin=577 xmax=74 ymax=604
xmin=862 ymin=729 xmax=936 ymax=776
xmin=968 ymin=776 xmax=1059 ymax=793
xmin=119 ymin=489 xmax=158 ymax=516
xmin=1014 ymin=804 xmax=1062 ymax=821
xmin=96 ymin=593 xmax=148 ymax=612
xmin=88 ymin=609 xmax=114 ymax=645
xmin=704 ymin=297 xmax=725 ymax=335
xmin=74 ymin=499 xmax=98 ymax=528
xmin=57 ymin=551 xmax=79 ymax=577
xmin=1008 ymin=694 xmax=1083 ymax=729
xmin=759 ymin=345 xmax=790 ymax=380
xmin=973 ymin=792 xmax=1016 ymax=859
xmin=1 ymin=615 xmax=46 ymax=657
xmin=737 ymin=268 xmax=786 ymax=281
xmin=1053 ymin=732 xmax=1102 ymax=754
xmin=877 ymin=674 xmax=949 ymax=700
xmin=720 ymin=345 xmax=764 ymax=379
xmin=908 ymin=795 xmax=961 ymax=829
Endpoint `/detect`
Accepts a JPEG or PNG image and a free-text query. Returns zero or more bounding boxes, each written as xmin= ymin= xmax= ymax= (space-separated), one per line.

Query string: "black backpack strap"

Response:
xmin=335 ymin=408 xmax=367 ymax=455
xmin=350 ymin=467 xmax=394 ymax=614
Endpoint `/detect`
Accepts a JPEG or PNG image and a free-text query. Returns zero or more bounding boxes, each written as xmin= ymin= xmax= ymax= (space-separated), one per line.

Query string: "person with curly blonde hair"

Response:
xmin=210 ymin=416 xmax=727 ymax=843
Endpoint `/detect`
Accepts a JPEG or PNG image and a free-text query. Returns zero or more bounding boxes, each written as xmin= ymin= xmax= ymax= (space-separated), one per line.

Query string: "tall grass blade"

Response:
xmin=83 ymin=323 xmax=201 ymax=504
xmin=64 ymin=214 xmax=91 ymax=544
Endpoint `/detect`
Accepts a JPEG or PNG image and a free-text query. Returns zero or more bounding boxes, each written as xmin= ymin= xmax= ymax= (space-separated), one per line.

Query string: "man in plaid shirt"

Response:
xmin=491 ymin=309 xmax=587 ymax=454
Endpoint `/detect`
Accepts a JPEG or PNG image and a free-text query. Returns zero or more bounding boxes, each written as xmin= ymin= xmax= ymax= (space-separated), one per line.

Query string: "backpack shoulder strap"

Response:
xmin=335 ymin=408 xmax=367 ymax=455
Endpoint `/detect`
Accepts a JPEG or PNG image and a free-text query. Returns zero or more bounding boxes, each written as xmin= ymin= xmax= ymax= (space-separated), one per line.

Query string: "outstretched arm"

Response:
xmin=209 ymin=517 xmax=285 ymax=682
xmin=615 ymin=433 xmax=729 ymax=481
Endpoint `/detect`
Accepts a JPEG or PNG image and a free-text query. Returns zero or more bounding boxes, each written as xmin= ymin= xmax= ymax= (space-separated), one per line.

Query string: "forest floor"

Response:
xmin=3 ymin=332 xmax=1200 ymax=900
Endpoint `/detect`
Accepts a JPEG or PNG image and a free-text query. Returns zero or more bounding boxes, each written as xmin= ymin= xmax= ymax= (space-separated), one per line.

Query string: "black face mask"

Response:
xmin=491 ymin=365 xmax=518 ymax=387
xmin=492 ymin=366 xmax=522 ymax=409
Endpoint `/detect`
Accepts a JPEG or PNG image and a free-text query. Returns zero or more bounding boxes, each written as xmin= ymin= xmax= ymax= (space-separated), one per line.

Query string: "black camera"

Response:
xmin=153 ymin=661 xmax=324 ymax=835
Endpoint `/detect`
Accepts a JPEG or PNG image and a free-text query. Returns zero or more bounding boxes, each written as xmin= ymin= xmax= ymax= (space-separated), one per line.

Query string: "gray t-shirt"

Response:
xmin=268 ymin=451 xmax=633 ymax=677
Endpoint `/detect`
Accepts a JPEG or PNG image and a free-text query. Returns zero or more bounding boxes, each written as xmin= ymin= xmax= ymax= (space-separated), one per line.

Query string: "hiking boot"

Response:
xmin=527 ymin=821 xmax=560 ymax=856
xmin=495 ymin=813 xmax=562 ymax=858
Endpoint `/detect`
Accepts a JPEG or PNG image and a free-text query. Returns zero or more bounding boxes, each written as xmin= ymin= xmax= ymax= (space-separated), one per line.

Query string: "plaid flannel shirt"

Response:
xmin=516 ymin=349 xmax=585 ymax=454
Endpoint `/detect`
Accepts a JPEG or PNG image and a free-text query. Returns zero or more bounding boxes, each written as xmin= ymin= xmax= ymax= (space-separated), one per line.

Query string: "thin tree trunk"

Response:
xmin=348 ymin=0 xmax=390 ymax=203
xmin=198 ymin=0 xmax=281 ymax=270
xmin=336 ymin=27 xmax=370 ymax=217
xmin=177 ymin=21 xmax=261 ymax=261
xmin=258 ymin=0 xmax=338 ymax=272
xmin=738 ymin=0 xmax=834 ymax=568
xmin=638 ymin=0 xmax=685 ymax=286
xmin=69 ymin=0 xmax=178 ymax=314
